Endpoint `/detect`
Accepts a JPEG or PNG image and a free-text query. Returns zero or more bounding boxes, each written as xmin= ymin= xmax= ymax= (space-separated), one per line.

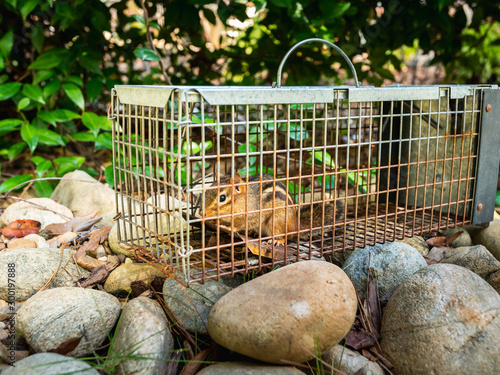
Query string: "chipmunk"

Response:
xmin=200 ymin=173 xmax=344 ymax=243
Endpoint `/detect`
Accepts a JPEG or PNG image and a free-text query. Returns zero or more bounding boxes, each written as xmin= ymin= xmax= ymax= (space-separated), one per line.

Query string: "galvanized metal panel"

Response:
xmin=348 ymin=85 xmax=440 ymax=102
xmin=472 ymin=89 xmax=500 ymax=225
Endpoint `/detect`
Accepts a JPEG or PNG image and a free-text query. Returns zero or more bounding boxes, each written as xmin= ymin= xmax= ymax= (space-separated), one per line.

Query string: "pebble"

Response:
xmin=0 ymin=248 xmax=89 ymax=301
xmin=2 ymin=353 xmax=99 ymax=375
xmin=343 ymin=241 xmax=427 ymax=300
xmin=397 ymin=235 xmax=429 ymax=256
xmin=197 ymin=361 xmax=304 ymax=374
xmin=0 ymin=198 xmax=73 ymax=229
xmin=322 ymin=345 xmax=384 ymax=375
xmin=104 ymin=263 xmax=165 ymax=296
xmin=17 ymin=287 xmax=121 ymax=357
xmin=163 ymin=277 xmax=233 ymax=335
xmin=6 ymin=238 xmax=36 ymax=249
xmin=381 ymin=264 xmax=500 ymax=375
xmin=50 ymin=170 xmax=116 ymax=227
xmin=208 ymin=261 xmax=357 ymax=364
xmin=110 ymin=297 xmax=174 ymax=375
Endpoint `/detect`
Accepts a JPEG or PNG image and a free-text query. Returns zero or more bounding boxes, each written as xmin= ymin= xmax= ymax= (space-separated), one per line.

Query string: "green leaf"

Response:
xmin=0 ymin=174 xmax=34 ymax=193
xmin=63 ymin=83 xmax=85 ymax=109
xmin=35 ymin=159 xmax=53 ymax=177
xmin=287 ymin=123 xmax=309 ymax=141
xmin=30 ymin=24 xmax=45 ymax=53
xmin=72 ymin=131 xmax=97 ymax=142
xmin=64 ymin=76 xmax=83 ymax=87
xmin=95 ymin=132 xmax=112 ymax=150
xmin=0 ymin=75 xmax=8 ymax=84
xmin=238 ymin=143 xmax=257 ymax=166
xmin=28 ymin=48 xmax=70 ymax=70
xmin=20 ymin=0 xmax=39 ymax=20
xmin=496 ymin=190 xmax=500 ymax=206
xmin=0 ymin=30 xmax=14 ymax=58
xmin=105 ymin=165 xmax=115 ymax=188
xmin=319 ymin=0 xmax=351 ymax=20
xmin=131 ymin=14 xmax=145 ymax=24
xmin=269 ymin=0 xmax=292 ymax=7
xmin=33 ymin=180 xmax=54 ymax=198
xmin=22 ymin=84 xmax=45 ymax=104
xmin=21 ymin=124 xmax=39 ymax=153
xmin=0 ymin=118 xmax=24 ymax=133
xmin=7 ymin=143 xmax=25 ymax=161
xmin=82 ymin=112 xmax=107 ymax=136
xmin=43 ymin=79 xmax=61 ymax=97
xmin=38 ymin=109 xmax=80 ymax=125
xmin=133 ymin=47 xmax=161 ymax=62
xmin=78 ymin=53 xmax=101 ymax=74
xmin=86 ymin=77 xmax=103 ymax=100
xmin=38 ymin=128 xmax=66 ymax=146
xmin=53 ymin=156 xmax=85 ymax=168
xmin=0 ymin=82 xmax=22 ymax=101
xmin=17 ymin=97 xmax=30 ymax=111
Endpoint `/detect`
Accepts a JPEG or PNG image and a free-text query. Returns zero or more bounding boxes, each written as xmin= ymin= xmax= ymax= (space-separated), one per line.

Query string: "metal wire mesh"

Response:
xmin=110 ymin=84 xmax=497 ymax=284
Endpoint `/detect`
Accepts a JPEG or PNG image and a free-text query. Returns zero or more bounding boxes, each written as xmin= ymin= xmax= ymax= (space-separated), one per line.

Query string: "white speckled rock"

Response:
xmin=0 ymin=248 xmax=89 ymax=301
xmin=208 ymin=261 xmax=357 ymax=364
xmin=381 ymin=264 xmax=500 ymax=375
xmin=197 ymin=361 xmax=304 ymax=374
xmin=50 ymin=170 xmax=115 ymax=227
xmin=17 ymin=287 xmax=121 ymax=358
xmin=2 ymin=353 xmax=98 ymax=375
xmin=343 ymin=241 xmax=427 ymax=299
xmin=322 ymin=345 xmax=384 ymax=375
xmin=110 ymin=297 xmax=174 ymax=375
xmin=0 ymin=198 xmax=73 ymax=229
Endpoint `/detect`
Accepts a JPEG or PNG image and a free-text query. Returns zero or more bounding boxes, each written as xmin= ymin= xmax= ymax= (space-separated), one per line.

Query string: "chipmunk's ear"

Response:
xmin=230 ymin=173 xmax=243 ymax=193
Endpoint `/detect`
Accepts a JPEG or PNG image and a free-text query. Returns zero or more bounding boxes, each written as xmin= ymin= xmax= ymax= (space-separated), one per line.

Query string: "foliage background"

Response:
xmin=1 ymin=0 xmax=499 ymax=196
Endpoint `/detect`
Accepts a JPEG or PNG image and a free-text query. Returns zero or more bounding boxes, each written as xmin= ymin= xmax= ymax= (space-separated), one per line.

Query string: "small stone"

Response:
xmin=468 ymin=218 xmax=500 ymax=261
xmin=208 ymin=261 xmax=357 ymax=364
xmin=104 ymin=263 xmax=165 ymax=296
xmin=441 ymin=245 xmax=500 ymax=293
xmin=381 ymin=264 xmax=500 ymax=375
xmin=343 ymin=241 xmax=427 ymax=300
xmin=110 ymin=297 xmax=174 ymax=374
xmin=1 ymin=353 xmax=99 ymax=375
xmin=440 ymin=226 xmax=472 ymax=247
xmin=6 ymin=238 xmax=36 ymax=249
xmin=17 ymin=287 xmax=121 ymax=358
xmin=0 ymin=198 xmax=73 ymax=229
xmin=397 ymin=235 xmax=429 ymax=256
xmin=23 ymin=233 xmax=49 ymax=248
xmin=322 ymin=345 xmax=384 ymax=375
xmin=0 ymin=302 xmax=21 ymax=321
xmin=50 ymin=170 xmax=116 ymax=227
xmin=163 ymin=277 xmax=233 ymax=335
xmin=47 ymin=232 xmax=77 ymax=248
xmin=198 ymin=361 xmax=304 ymax=374
xmin=0 ymin=248 xmax=89 ymax=301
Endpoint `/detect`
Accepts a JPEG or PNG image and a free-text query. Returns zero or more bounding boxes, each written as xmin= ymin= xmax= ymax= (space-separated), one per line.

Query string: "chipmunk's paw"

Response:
xmin=267 ymin=238 xmax=285 ymax=247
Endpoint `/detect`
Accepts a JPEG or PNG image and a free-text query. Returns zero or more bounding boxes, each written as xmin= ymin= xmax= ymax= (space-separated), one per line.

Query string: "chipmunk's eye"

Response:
xmin=219 ymin=194 xmax=227 ymax=203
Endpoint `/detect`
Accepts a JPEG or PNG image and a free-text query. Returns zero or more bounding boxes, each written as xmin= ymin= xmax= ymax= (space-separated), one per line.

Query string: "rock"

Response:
xmin=110 ymin=297 xmax=174 ymax=375
xmin=6 ymin=238 xmax=36 ymax=249
xmin=441 ymin=245 xmax=500 ymax=293
xmin=208 ymin=261 xmax=357 ymax=364
xmin=2 ymin=353 xmax=99 ymax=375
xmin=50 ymin=170 xmax=115 ymax=227
xmin=0 ymin=248 xmax=89 ymax=301
xmin=469 ymin=219 xmax=500 ymax=261
xmin=163 ymin=277 xmax=232 ymax=335
xmin=440 ymin=226 xmax=472 ymax=247
xmin=17 ymin=287 xmax=121 ymax=357
xmin=322 ymin=345 xmax=384 ymax=375
xmin=23 ymin=233 xmax=49 ymax=248
xmin=397 ymin=236 xmax=429 ymax=256
xmin=0 ymin=302 xmax=21 ymax=321
xmin=0 ymin=198 xmax=73 ymax=229
xmin=104 ymin=263 xmax=165 ymax=296
xmin=197 ymin=361 xmax=304 ymax=374
xmin=342 ymin=242 xmax=427 ymax=300
xmin=381 ymin=264 xmax=500 ymax=375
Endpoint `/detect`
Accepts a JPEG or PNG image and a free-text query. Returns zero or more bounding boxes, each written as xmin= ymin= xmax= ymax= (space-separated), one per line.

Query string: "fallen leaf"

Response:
xmin=77 ymin=226 xmax=112 ymax=255
xmin=366 ymin=279 xmax=381 ymax=334
xmin=45 ymin=211 xmax=101 ymax=234
xmin=77 ymin=255 xmax=123 ymax=287
xmin=1 ymin=220 xmax=41 ymax=238
xmin=444 ymin=231 xmax=463 ymax=245
xmin=346 ymin=329 xmax=378 ymax=350
xmin=179 ymin=347 xmax=212 ymax=375
xmin=47 ymin=336 xmax=82 ymax=355
xmin=425 ymin=236 xmax=447 ymax=247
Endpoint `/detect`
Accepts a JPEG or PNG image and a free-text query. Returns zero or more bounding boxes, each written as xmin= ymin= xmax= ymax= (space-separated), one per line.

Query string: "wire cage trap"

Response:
xmin=110 ymin=39 xmax=500 ymax=284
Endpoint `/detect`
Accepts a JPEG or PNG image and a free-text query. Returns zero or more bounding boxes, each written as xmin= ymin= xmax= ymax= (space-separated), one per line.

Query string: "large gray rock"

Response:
xmin=198 ymin=361 xmax=304 ymax=374
xmin=0 ymin=248 xmax=89 ymax=301
xmin=397 ymin=236 xmax=429 ymax=256
xmin=343 ymin=242 xmax=427 ymax=300
xmin=104 ymin=263 xmax=164 ymax=296
xmin=208 ymin=261 xmax=357 ymax=364
xmin=441 ymin=245 xmax=500 ymax=293
xmin=469 ymin=219 xmax=500 ymax=261
xmin=0 ymin=198 xmax=73 ymax=229
xmin=163 ymin=277 xmax=232 ymax=335
xmin=110 ymin=297 xmax=174 ymax=375
xmin=50 ymin=170 xmax=115 ymax=227
xmin=381 ymin=264 xmax=500 ymax=375
xmin=17 ymin=287 xmax=121 ymax=358
xmin=2 ymin=353 xmax=98 ymax=375
xmin=322 ymin=345 xmax=384 ymax=375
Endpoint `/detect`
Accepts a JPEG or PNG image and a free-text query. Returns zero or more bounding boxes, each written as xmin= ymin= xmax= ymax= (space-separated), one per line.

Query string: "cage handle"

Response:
xmin=275 ymin=38 xmax=360 ymax=88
